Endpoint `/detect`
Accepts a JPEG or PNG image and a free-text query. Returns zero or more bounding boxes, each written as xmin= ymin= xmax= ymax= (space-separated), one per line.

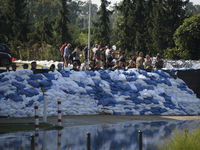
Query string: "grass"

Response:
xmin=157 ymin=128 xmax=200 ymax=150
xmin=0 ymin=123 xmax=63 ymax=133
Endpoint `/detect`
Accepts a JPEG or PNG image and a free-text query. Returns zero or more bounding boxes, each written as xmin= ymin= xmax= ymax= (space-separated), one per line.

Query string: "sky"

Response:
xmin=92 ymin=0 xmax=200 ymax=7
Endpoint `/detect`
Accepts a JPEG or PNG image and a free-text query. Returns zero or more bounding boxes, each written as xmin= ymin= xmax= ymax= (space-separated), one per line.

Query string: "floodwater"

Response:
xmin=0 ymin=120 xmax=200 ymax=150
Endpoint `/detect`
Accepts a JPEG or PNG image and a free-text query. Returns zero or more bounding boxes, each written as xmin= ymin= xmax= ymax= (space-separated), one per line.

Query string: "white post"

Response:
xmin=88 ymin=0 xmax=91 ymax=69
xmin=43 ymin=95 xmax=47 ymax=123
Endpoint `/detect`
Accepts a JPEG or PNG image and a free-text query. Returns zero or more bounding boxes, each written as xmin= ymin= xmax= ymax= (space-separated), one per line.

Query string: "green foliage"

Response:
xmin=54 ymin=0 xmax=71 ymax=47
xmin=174 ymin=14 xmax=200 ymax=60
xmin=163 ymin=47 xmax=181 ymax=59
xmin=92 ymin=0 xmax=113 ymax=46
xmin=3 ymin=0 xmax=31 ymax=59
xmin=158 ymin=128 xmax=200 ymax=150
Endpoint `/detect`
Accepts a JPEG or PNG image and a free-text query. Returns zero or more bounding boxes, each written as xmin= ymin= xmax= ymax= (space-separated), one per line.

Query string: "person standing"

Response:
xmin=60 ymin=41 xmax=68 ymax=67
xmin=64 ymin=43 xmax=72 ymax=68
xmin=73 ymin=46 xmax=81 ymax=70
xmin=95 ymin=45 xmax=101 ymax=67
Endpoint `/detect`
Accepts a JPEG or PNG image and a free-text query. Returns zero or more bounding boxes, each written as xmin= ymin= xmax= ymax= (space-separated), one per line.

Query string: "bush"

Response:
xmin=158 ymin=128 xmax=200 ymax=150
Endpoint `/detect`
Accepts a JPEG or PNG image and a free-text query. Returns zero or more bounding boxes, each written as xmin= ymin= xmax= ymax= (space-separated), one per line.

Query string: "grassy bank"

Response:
xmin=0 ymin=123 xmax=63 ymax=133
xmin=158 ymin=128 xmax=200 ymax=150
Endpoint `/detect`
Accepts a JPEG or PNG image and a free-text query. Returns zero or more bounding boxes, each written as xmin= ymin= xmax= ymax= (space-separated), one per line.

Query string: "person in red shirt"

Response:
xmin=60 ymin=41 xmax=68 ymax=68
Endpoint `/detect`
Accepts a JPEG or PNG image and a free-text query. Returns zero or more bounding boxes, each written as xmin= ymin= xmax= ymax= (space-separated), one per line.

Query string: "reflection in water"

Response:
xmin=0 ymin=120 xmax=199 ymax=150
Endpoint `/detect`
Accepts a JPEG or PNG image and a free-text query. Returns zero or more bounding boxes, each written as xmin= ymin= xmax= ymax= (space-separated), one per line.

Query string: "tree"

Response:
xmin=93 ymin=0 xmax=113 ymax=46
xmin=4 ymin=0 xmax=31 ymax=59
xmin=116 ymin=0 xmax=132 ymax=51
xmin=54 ymin=0 xmax=71 ymax=47
xmin=150 ymin=0 xmax=189 ymax=56
xmin=40 ymin=16 xmax=54 ymax=44
xmin=174 ymin=14 xmax=200 ymax=60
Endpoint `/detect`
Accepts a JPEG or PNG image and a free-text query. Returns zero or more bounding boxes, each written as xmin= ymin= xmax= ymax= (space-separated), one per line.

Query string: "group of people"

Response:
xmin=84 ymin=44 xmax=164 ymax=71
xmin=60 ymin=42 xmax=165 ymax=71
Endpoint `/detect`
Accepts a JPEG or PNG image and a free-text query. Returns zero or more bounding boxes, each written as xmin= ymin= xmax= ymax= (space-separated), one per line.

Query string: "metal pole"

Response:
xmin=138 ymin=130 xmax=142 ymax=150
xmin=87 ymin=132 xmax=91 ymax=150
xmin=88 ymin=0 xmax=91 ymax=69
xmin=30 ymin=134 xmax=34 ymax=150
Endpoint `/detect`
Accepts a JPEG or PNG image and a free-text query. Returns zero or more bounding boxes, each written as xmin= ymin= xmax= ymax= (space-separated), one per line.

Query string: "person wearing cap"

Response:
xmin=64 ymin=43 xmax=72 ymax=68
xmin=73 ymin=46 xmax=81 ymax=70
xmin=22 ymin=64 xmax=29 ymax=69
xmin=12 ymin=64 xmax=17 ymax=71
xmin=31 ymin=61 xmax=37 ymax=70
xmin=60 ymin=41 xmax=68 ymax=67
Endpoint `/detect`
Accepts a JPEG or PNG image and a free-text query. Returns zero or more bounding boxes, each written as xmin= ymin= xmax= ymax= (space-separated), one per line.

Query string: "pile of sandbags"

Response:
xmin=0 ymin=68 xmax=200 ymax=118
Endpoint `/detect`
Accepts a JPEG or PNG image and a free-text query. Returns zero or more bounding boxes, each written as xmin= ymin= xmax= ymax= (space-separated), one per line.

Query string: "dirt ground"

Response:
xmin=1 ymin=115 xmax=200 ymax=128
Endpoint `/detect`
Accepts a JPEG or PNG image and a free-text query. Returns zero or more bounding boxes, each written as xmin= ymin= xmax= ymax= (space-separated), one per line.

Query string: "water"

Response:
xmin=0 ymin=120 xmax=200 ymax=150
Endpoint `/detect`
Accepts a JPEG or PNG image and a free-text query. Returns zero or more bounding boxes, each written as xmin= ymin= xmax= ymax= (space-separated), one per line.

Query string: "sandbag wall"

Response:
xmin=0 ymin=68 xmax=200 ymax=118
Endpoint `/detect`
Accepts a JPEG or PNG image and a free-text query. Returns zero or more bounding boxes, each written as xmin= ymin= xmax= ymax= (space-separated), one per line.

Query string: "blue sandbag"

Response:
xmin=26 ymin=100 xmax=34 ymax=107
xmin=144 ymin=100 xmax=151 ymax=104
xmin=8 ymin=93 xmax=23 ymax=101
xmin=25 ymin=88 xmax=39 ymax=97
xmin=15 ymin=76 xmax=24 ymax=82
xmin=137 ymin=69 xmax=148 ymax=77
xmin=134 ymin=106 xmax=139 ymax=109
xmin=29 ymin=74 xmax=44 ymax=80
xmin=98 ymin=97 xmax=117 ymax=106
xmin=75 ymin=81 xmax=85 ymax=88
xmin=151 ymin=107 xmax=160 ymax=110
xmin=17 ymin=88 xmax=27 ymax=95
xmin=43 ymin=73 xmax=55 ymax=80
xmin=143 ymin=79 xmax=157 ymax=86
xmin=130 ymin=93 xmax=138 ymax=100
xmin=117 ymin=102 xmax=128 ymax=105
xmin=1 ymin=78 xmax=9 ymax=82
xmin=101 ymin=74 xmax=110 ymax=80
xmin=0 ymin=74 xmax=4 ymax=80
xmin=12 ymin=82 xmax=26 ymax=89
xmin=160 ymin=108 xmax=168 ymax=113
xmin=152 ymin=99 xmax=159 ymax=104
xmin=27 ymin=79 xmax=40 ymax=88
xmin=113 ymin=112 xmax=121 ymax=115
xmin=60 ymin=70 xmax=70 ymax=77
xmin=42 ymin=87 xmax=51 ymax=91
xmin=126 ymin=112 xmax=133 ymax=115
xmin=86 ymin=90 xmax=97 ymax=94
xmin=85 ymin=70 xmax=96 ymax=76
xmin=38 ymin=80 xmax=52 ymax=87
xmin=152 ymin=70 xmax=170 ymax=78
xmin=0 ymin=91 xmax=5 ymax=99
xmin=126 ymin=76 xmax=138 ymax=82
xmin=124 ymin=107 xmax=132 ymax=110
xmin=38 ymin=96 xmax=44 ymax=102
